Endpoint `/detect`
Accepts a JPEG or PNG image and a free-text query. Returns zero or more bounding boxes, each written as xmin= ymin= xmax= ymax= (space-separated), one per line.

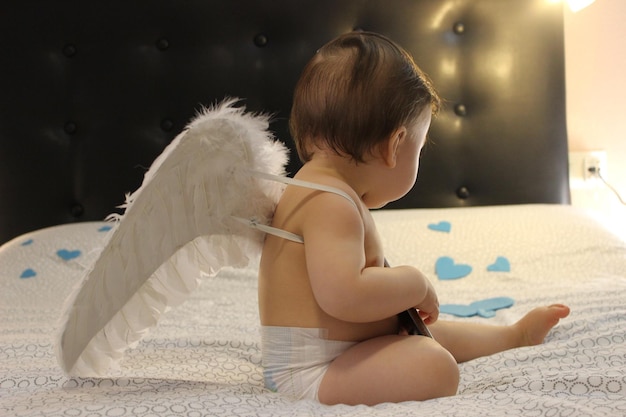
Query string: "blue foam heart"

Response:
xmin=471 ymin=296 xmax=515 ymax=312
xmin=21 ymin=239 xmax=34 ymax=246
xmin=440 ymin=304 xmax=477 ymax=317
xmin=56 ymin=249 xmax=82 ymax=261
xmin=98 ymin=225 xmax=113 ymax=232
xmin=20 ymin=268 xmax=37 ymax=279
xmin=435 ymin=256 xmax=472 ymax=280
xmin=441 ymin=297 xmax=515 ymax=318
xmin=476 ymin=308 xmax=496 ymax=318
xmin=428 ymin=221 xmax=451 ymax=233
xmin=487 ymin=256 xmax=511 ymax=272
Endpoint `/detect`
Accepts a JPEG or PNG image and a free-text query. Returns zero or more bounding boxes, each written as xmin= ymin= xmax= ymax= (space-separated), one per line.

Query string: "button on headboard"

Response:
xmin=0 ymin=0 xmax=569 ymax=244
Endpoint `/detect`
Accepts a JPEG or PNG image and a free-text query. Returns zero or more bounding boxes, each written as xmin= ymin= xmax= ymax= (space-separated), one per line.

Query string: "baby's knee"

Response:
xmin=425 ymin=343 xmax=459 ymax=398
xmin=440 ymin=350 xmax=460 ymax=396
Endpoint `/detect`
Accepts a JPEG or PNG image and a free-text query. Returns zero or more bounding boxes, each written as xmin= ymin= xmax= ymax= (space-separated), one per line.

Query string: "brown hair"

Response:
xmin=289 ymin=31 xmax=440 ymax=163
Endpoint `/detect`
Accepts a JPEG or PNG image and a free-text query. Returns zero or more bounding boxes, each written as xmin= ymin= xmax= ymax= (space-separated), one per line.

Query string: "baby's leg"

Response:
xmin=429 ymin=304 xmax=570 ymax=363
xmin=318 ymin=335 xmax=459 ymax=405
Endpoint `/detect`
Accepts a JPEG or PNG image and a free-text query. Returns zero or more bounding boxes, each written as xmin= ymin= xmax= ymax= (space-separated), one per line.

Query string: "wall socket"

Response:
xmin=583 ymin=153 xmax=605 ymax=180
xmin=569 ymin=151 xmax=608 ymax=182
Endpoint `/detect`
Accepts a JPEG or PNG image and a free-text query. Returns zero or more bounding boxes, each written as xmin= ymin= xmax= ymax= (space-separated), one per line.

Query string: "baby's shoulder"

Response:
xmin=289 ymin=174 xmax=361 ymax=213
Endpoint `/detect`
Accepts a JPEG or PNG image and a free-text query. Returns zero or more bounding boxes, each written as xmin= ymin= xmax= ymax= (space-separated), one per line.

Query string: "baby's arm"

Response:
xmin=302 ymin=192 xmax=438 ymax=323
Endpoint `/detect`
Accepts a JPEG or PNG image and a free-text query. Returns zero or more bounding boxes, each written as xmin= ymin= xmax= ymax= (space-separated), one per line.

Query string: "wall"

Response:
xmin=564 ymin=0 xmax=626 ymax=238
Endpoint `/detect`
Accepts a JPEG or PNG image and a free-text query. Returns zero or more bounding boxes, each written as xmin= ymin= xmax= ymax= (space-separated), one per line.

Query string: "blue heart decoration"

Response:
xmin=56 ymin=249 xmax=82 ymax=261
xmin=435 ymin=256 xmax=472 ymax=280
xmin=487 ymin=256 xmax=511 ymax=272
xmin=441 ymin=296 xmax=515 ymax=318
xmin=428 ymin=221 xmax=451 ymax=233
xmin=439 ymin=304 xmax=476 ymax=317
xmin=476 ymin=308 xmax=496 ymax=318
xmin=21 ymin=239 xmax=34 ymax=246
xmin=20 ymin=268 xmax=37 ymax=279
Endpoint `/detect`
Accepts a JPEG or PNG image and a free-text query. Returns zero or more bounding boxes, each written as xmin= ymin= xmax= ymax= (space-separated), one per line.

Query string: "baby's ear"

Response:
xmin=381 ymin=127 xmax=407 ymax=168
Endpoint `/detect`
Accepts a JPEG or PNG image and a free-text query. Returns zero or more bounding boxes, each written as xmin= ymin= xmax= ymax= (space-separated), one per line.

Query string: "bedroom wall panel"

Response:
xmin=0 ymin=0 xmax=570 ymax=244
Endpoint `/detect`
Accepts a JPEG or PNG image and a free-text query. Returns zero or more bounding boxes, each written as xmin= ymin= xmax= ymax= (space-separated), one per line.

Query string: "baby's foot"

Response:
xmin=515 ymin=304 xmax=570 ymax=346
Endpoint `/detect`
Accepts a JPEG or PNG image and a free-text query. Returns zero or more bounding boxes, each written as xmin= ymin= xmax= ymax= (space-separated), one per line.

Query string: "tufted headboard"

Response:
xmin=0 ymin=0 xmax=569 ymax=245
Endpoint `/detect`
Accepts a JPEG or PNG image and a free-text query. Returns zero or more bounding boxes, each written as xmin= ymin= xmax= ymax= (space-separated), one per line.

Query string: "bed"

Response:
xmin=1 ymin=1 xmax=625 ymax=416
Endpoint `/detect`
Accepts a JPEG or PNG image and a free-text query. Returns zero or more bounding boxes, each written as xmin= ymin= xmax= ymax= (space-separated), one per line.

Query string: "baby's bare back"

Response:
xmin=258 ymin=179 xmax=399 ymax=342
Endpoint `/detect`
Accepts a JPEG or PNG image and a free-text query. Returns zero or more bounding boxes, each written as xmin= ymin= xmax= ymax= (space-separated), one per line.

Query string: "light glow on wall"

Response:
xmin=567 ymin=0 xmax=596 ymax=12
xmin=547 ymin=0 xmax=596 ymax=12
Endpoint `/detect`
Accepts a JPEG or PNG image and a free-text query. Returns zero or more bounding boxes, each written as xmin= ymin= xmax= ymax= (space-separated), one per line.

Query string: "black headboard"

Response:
xmin=0 ymin=0 xmax=569 ymax=245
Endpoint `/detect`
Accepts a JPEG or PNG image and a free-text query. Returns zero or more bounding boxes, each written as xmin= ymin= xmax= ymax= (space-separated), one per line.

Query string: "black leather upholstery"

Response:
xmin=0 ymin=0 xmax=569 ymax=244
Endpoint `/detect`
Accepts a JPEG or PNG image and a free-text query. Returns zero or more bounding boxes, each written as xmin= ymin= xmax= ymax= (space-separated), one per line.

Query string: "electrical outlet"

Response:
xmin=583 ymin=151 xmax=607 ymax=181
xmin=584 ymin=155 xmax=600 ymax=180
xmin=569 ymin=150 xmax=607 ymax=184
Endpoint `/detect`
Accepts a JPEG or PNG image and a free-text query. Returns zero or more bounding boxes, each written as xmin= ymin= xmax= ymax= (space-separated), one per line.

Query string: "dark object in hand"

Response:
xmin=384 ymin=258 xmax=433 ymax=339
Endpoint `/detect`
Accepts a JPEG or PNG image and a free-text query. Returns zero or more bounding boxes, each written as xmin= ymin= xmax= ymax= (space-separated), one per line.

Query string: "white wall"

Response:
xmin=564 ymin=0 xmax=626 ymax=237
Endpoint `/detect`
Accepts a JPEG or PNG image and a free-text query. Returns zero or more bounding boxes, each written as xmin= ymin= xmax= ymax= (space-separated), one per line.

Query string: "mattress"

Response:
xmin=1 ymin=204 xmax=625 ymax=416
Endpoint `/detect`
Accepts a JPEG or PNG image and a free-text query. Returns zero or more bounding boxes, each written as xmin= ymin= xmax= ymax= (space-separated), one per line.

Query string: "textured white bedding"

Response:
xmin=1 ymin=204 xmax=625 ymax=416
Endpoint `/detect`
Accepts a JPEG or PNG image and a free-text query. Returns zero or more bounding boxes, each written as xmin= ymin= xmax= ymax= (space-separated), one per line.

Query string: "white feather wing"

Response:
xmin=57 ymin=99 xmax=289 ymax=376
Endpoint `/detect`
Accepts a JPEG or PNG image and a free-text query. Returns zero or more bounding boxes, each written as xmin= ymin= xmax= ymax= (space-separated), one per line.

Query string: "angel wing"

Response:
xmin=56 ymin=99 xmax=289 ymax=376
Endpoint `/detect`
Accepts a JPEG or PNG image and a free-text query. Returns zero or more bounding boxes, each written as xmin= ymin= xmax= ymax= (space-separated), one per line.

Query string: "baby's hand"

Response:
xmin=415 ymin=279 xmax=439 ymax=325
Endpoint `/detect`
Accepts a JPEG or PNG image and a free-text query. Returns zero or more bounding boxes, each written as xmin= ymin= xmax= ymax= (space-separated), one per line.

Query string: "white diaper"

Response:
xmin=260 ymin=326 xmax=357 ymax=401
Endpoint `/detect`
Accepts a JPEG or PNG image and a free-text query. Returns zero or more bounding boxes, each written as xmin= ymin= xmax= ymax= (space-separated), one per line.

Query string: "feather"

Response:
xmin=56 ymin=99 xmax=289 ymax=376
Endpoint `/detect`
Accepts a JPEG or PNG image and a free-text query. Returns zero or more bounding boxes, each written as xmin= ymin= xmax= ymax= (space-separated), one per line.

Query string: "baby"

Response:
xmin=258 ymin=31 xmax=569 ymax=405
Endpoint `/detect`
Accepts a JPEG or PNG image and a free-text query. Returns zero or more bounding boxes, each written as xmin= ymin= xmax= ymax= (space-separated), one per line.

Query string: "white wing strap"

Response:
xmin=232 ymin=170 xmax=359 ymax=244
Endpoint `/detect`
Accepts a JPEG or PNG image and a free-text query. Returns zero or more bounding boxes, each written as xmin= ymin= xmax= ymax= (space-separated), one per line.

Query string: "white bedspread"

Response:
xmin=1 ymin=204 xmax=625 ymax=416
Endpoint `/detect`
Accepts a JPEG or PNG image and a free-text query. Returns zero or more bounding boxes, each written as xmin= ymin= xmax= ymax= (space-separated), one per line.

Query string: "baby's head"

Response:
xmin=290 ymin=31 xmax=440 ymax=164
